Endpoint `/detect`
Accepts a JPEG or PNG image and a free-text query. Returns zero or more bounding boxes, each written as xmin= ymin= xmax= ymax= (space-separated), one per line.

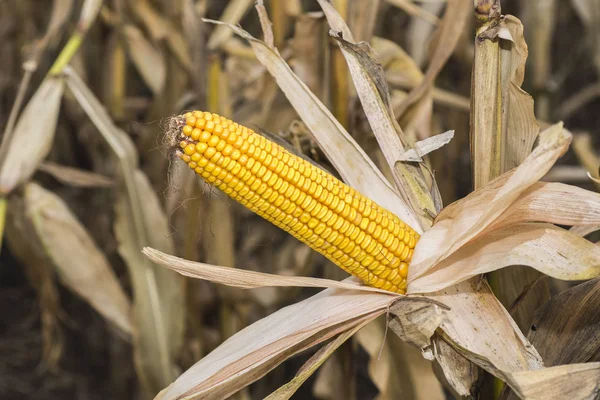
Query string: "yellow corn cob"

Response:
xmin=172 ymin=111 xmax=419 ymax=294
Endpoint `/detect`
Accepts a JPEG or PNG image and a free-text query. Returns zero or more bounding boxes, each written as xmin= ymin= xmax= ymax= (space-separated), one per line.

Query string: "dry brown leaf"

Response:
xmin=24 ymin=182 xmax=132 ymax=337
xmin=388 ymin=299 xmax=446 ymax=349
xmin=410 ymin=223 xmax=600 ymax=293
xmin=486 ymin=182 xmax=600 ymax=232
xmin=142 ymin=247 xmax=396 ymax=295
xmin=504 ymin=363 xmax=600 ymax=400
xmin=41 ymin=0 xmax=75 ymax=46
xmin=429 ymin=280 xmax=544 ymax=375
xmin=265 ymin=321 xmax=369 ymax=400
xmin=129 ymin=0 xmax=192 ymax=71
xmin=499 ymin=16 xmax=540 ymax=172
xmin=432 ymin=338 xmax=481 ymax=398
xmin=386 ymin=0 xmax=441 ymax=26
xmin=408 ymin=123 xmax=571 ymax=284
xmin=115 ymin=171 xmax=185 ymax=394
xmin=65 ymin=67 xmax=184 ymax=394
xmin=397 ymin=130 xmax=454 ymax=162
xmin=316 ymin=0 xmax=436 ymax=228
xmin=206 ymin=0 xmax=254 ymax=50
xmin=395 ymin=0 xmax=470 ymax=119
xmin=471 ymin=13 xmax=539 ymax=187
xmin=406 ymin=0 xmax=445 ymax=66
xmin=356 ymin=318 xmax=444 ymax=400
xmin=372 ymin=36 xmax=424 ymax=89
xmin=528 ymin=278 xmax=600 ymax=365
xmin=155 ymin=288 xmax=394 ymax=400
xmin=123 ymin=25 xmax=166 ymax=94
xmin=203 ymin=19 xmax=423 ymax=233
xmin=39 ymin=161 xmax=114 ymax=187
xmin=0 ymin=77 xmax=65 ymax=194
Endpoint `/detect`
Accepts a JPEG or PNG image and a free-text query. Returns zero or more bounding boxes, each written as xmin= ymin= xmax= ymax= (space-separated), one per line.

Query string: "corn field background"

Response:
xmin=0 ymin=0 xmax=599 ymax=399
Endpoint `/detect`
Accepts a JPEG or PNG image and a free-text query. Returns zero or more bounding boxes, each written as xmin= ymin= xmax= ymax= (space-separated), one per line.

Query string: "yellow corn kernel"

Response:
xmin=172 ymin=111 xmax=420 ymax=294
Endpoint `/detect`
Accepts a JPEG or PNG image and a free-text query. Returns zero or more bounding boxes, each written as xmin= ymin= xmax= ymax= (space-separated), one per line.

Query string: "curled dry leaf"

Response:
xmin=115 ymin=171 xmax=185 ymax=394
xmin=65 ymin=66 xmax=184 ymax=394
xmin=408 ymin=123 xmax=571 ymax=285
xmin=142 ymin=247 xmax=395 ymax=295
xmin=0 ymin=77 xmax=65 ymax=194
xmin=410 ymin=223 xmax=600 ymax=293
xmin=39 ymin=161 xmax=114 ymax=188
xmin=203 ymin=19 xmax=422 ymax=233
xmin=397 ymin=130 xmax=455 ymax=162
xmin=503 ymin=363 xmax=600 ymax=400
xmin=265 ymin=321 xmax=368 ymax=400
xmin=156 ymin=288 xmax=393 ymax=400
xmin=318 ymin=0 xmax=437 ymax=226
xmin=388 ymin=299 xmax=447 ymax=350
xmin=528 ymin=278 xmax=600 ymax=365
xmin=395 ymin=0 xmax=470 ymax=120
xmin=432 ymin=279 xmax=544 ymax=374
xmin=206 ymin=0 xmax=254 ymax=50
xmin=432 ymin=337 xmax=481 ymax=398
xmin=24 ymin=182 xmax=132 ymax=337
xmin=471 ymin=13 xmax=539 ymax=187
xmin=130 ymin=0 xmax=192 ymax=71
xmin=123 ymin=25 xmax=166 ymax=94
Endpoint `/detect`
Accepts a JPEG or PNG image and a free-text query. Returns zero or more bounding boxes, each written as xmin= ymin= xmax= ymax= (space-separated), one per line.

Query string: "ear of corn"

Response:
xmin=173 ymin=111 xmax=419 ymax=294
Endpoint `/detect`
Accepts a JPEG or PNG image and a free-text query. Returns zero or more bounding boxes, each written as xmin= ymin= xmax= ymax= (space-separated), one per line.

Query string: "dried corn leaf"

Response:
xmin=486 ymin=182 xmax=600 ymax=231
xmin=397 ymin=130 xmax=454 ymax=162
xmin=6 ymin=194 xmax=65 ymax=369
xmin=0 ymin=77 xmax=65 ymax=194
xmin=388 ymin=299 xmax=446 ymax=349
xmin=115 ymin=171 xmax=185 ymax=393
xmin=39 ymin=161 xmax=113 ymax=187
xmin=503 ymin=363 xmax=600 ymax=400
xmin=65 ymin=67 xmax=184 ymax=394
xmin=41 ymin=0 xmax=74 ymax=45
xmin=429 ymin=280 xmax=544 ymax=375
xmin=129 ymin=0 xmax=192 ymax=71
xmin=204 ymin=19 xmax=422 ymax=233
xmin=356 ymin=318 xmax=445 ymax=400
xmin=432 ymin=338 xmax=481 ymax=398
xmin=408 ymin=123 xmax=571 ymax=282
xmin=317 ymin=0 xmax=436 ymax=226
xmin=395 ymin=0 xmax=470 ymax=119
xmin=123 ymin=25 xmax=166 ymax=94
xmin=499 ymin=16 xmax=539 ymax=172
xmin=410 ymin=223 xmax=600 ymax=293
xmin=471 ymin=13 xmax=539 ymax=187
xmin=206 ymin=0 xmax=254 ymax=50
xmin=79 ymin=0 xmax=102 ymax=32
xmin=372 ymin=36 xmax=423 ymax=89
xmin=406 ymin=0 xmax=444 ymax=66
xmin=156 ymin=289 xmax=394 ymax=400
xmin=24 ymin=182 xmax=132 ymax=337
xmin=528 ymin=278 xmax=600 ymax=365
xmin=142 ymin=247 xmax=396 ymax=295
xmin=265 ymin=321 xmax=369 ymax=400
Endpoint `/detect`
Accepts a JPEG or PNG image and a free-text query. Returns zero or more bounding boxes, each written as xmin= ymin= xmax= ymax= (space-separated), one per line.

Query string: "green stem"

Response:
xmin=48 ymin=32 xmax=84 ymax=76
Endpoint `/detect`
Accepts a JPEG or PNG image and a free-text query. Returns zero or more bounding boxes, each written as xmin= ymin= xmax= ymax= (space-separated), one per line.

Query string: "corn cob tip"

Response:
xmin=169 ymin=110 xmax=419 ymax=294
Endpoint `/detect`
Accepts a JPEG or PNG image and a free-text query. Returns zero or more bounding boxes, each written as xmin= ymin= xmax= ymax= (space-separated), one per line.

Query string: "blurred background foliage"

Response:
xmin=0 ymin=0 xmax=599 ymax=399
